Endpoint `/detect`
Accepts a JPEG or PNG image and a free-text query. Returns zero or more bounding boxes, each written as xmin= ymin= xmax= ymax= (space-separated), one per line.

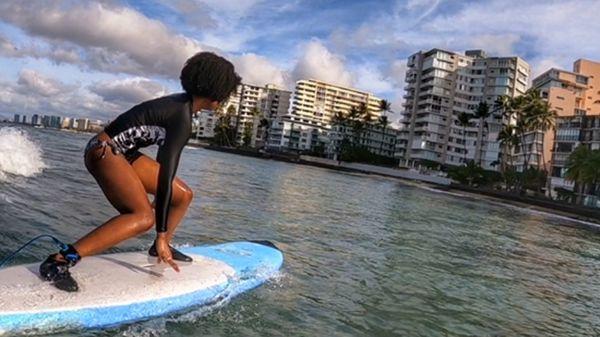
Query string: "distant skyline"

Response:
xmin=1 ymin=0 xmax=599 ymax=122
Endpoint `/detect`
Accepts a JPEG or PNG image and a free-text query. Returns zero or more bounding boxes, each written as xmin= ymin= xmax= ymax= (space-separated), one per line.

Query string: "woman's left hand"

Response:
xmin=155 ymin=233 xmax=180 ymax=272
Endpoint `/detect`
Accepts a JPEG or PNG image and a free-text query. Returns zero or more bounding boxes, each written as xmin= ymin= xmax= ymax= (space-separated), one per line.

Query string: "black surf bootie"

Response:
xmin=148 ymin=241 xmax=193 ymax=262
xmin=39 ymin=253 xmax=79 ymax=292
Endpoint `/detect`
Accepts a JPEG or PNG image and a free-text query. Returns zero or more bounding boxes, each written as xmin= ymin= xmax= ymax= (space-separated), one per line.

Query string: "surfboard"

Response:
xmin=0 ymin=241 xmax=283 ymax=335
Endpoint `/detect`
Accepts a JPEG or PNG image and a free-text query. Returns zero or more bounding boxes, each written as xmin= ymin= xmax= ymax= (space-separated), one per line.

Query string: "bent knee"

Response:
xmin=173 ymin=184 xmax=194 ymax=206
xmin=136 ymin=211 xmax=154 ymax=232
xmin=182 ymin=187 xmax=194 ymax=204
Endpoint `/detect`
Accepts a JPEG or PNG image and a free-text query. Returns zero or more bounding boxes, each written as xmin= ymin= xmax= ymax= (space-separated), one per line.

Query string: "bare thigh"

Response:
xmin=130 ymin=153 xmax=192 ymax=204
xmin=85 ymin=140 xmax=151 ymax=214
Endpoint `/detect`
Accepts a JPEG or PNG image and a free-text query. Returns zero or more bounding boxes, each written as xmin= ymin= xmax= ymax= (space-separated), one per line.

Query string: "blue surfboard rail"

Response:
xmin=0 ymin=241 xmax=283 ymax=335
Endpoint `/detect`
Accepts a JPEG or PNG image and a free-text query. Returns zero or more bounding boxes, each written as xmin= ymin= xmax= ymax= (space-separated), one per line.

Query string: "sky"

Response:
xmin=0 ymin=0 xmax=599 ymax=122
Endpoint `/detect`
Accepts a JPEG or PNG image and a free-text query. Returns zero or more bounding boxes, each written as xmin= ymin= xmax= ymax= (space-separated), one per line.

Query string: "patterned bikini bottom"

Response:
xmin=84 ymin=135 xmax=143 ymax=164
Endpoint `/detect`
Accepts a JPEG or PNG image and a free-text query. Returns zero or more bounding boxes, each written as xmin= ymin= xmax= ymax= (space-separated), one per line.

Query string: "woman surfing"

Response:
xmin=39 ymin=52 xmax=241 ymax=292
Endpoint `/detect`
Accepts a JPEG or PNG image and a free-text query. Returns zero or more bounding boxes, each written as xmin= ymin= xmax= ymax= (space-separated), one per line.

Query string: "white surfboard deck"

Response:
xmin=0 ymin=241 xmax=283 ymax=335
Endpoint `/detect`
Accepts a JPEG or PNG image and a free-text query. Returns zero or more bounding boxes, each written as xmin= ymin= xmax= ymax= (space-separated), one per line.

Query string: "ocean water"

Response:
xmin=2 ymin=125 xmax=600 ymax=337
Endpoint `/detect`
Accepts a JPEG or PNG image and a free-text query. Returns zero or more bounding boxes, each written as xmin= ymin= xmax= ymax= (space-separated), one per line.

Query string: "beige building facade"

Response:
xmin=291 ymin=79 xmax=383 ymax=128
xmin=531 ymin=67 xmax=590 ymax=170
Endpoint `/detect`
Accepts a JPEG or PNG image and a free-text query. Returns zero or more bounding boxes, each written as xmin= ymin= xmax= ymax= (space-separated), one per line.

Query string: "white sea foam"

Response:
xmin=0 ymin=127 xmax=46 ymax=181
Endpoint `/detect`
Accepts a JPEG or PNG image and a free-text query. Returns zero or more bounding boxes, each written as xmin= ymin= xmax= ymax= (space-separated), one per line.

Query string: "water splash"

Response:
xmin=0 ymin=127 xmax=46 ymax=182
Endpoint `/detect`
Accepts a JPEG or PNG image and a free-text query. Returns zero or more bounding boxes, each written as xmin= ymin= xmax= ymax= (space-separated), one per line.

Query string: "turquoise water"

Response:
xmin=1 ymin=125 xmax=600 ymax=336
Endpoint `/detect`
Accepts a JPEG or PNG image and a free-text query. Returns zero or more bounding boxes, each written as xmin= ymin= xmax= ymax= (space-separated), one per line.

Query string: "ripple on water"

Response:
xmin=2 ymin=127 xmax=600 ymax=336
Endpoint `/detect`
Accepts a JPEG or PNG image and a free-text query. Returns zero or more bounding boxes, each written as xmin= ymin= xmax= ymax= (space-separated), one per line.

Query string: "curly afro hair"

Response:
xmin=180 ymin=52 xmax=242 ymax=102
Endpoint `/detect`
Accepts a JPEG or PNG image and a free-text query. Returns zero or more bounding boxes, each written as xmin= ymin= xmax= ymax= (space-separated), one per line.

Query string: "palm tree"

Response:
xmin=348 ymin=105 xmax=365 ymax=146
xmin=497 ymin=124 xmax=519 ymax=172
xmin=473 ymin=101 xmax=490 ymax=167
xmin=458 ymin=112 xmax=471 ymax=166
xmin=227 ymin=105 xmax=239 ymax=146
xmin=331 ymin=110 xmax=346 ymax=125
xmin=377 ymin=115 xmax=390 ymax=155
xmin=566 ymin=146 xmax=591 ymax=204
xmin=259 ymin=118 xmax=270 ymax=149
xmin=566 ymin=146 xmax=600 ymax=205
xmin=379 ymin=99 xmax=392 ymax=117
xmin=496 ymin=91 xmax=537 ymax=172
xmin=524 ymin=98 xmax=556 ymax=171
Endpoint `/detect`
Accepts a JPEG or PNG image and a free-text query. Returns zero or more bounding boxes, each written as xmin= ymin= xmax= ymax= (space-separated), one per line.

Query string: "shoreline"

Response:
xmin=194 ymin=143 xmax=600 ymax=227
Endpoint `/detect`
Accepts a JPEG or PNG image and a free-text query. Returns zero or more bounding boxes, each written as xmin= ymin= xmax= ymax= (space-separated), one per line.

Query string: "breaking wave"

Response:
xmin=0 ymin=127 xmax=46 ymax=182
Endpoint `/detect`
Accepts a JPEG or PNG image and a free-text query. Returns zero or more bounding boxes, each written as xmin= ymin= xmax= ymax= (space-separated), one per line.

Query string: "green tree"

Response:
xmin=377 ymin=115 xmax=390 ymax=155
xmin=378 ymin=100 xmax=392 ymax=155
xmin=566 ymin=146 xmax=600 ymax=204
xmin=524 ymin=96 xmax=556 ymax=170
xmin=458 ymin=112 xmax=472 ymax=166
xmin=213 ymin=107 xmax=235 ymax=147
xmin=497 ymin=124 xmax=519 ymax=173
xmin=379 ymin=99 xmax=392 ymax=117
xmin=258 ymin=118 xmax=270 ymax=149
xmin=227 ymin=105 xmax=239 ymax=145
xmin=473 ymin=101 xmax=490 ymax=166
xmin=242 ymin=122 xmax=253 ymax=148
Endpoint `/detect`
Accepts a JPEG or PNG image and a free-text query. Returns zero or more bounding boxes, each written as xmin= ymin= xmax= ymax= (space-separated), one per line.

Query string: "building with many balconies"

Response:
xmin=290 ymin=79 xmax=383 ymax=128
xmin=327 ymin=122 xmax=398 ymax=160
xmin=220 ymin=83 xmax=291 ymax=147
xmin=266 ymin=114 xmax=328 ymax=152
xmin=396 ymin=48 xmax=530 ymax=170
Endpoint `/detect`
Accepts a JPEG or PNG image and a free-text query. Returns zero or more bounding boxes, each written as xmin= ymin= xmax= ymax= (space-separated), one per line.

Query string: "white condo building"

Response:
xmin=192 ymin=110 xmax=217 ymax=139
xmin=396 ymin=49 xmax=530 ymax=170
xmin=267 ymin=79 xmax=390 ymax=154
xmin=220 ymin=83 xmax=291 ymax=147
xmin=267 ymin=114 xmax=329 ymax=152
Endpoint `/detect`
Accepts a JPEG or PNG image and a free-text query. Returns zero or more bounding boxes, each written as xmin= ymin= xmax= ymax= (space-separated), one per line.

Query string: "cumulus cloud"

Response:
xmin=353 ymin=64 xmax=394 ymax=95
xmin=0 ymin=1 xmax=204 ymax=77
xmin=88 ymin=77 xmax=168 ymax=107
xmin=388 ymin=60 xmax=408 ymax=88
xmin=0 ymin=73 xmax=115 ymax=120
xmin=0 ymin=69 xmax=171 ymax=120
xmin=232 ymin=53 xmax=289 ymax=88
xmin=17 ymin=69 xmax=72 ymax=97
xmin=291 ymin=40 xmax=353 ymax=87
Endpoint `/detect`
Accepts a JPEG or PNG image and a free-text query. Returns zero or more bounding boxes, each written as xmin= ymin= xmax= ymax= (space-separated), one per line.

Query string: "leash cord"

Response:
xmin=0 ymin=234 xmax=68 ymax=268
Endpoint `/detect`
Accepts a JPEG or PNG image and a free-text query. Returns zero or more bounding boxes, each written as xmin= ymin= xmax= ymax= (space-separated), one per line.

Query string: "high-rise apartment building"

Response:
xmin=290 ymin=79 xmax=383 ymax=128
xmin=192 ymin=110 xmax=216 ymax=139
xmin=574 ymin=59 xmax=600 ymax=114
xmin=531 ymin=66 xmax=590 ymax=170
xmin=533 ymin=59 xmax=600 ymax=199
xmin=396 ymin=49 xmax=530 ymax=170
xmin=549 ymin=114 xmax=600 ymax=205
xmin=220 ymin=83 xmax=291 ymax=147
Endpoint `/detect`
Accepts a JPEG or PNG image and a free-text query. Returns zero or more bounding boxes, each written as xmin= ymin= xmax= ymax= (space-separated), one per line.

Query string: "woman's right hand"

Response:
xmin=155 ymin=233 xmax=180 ymax=272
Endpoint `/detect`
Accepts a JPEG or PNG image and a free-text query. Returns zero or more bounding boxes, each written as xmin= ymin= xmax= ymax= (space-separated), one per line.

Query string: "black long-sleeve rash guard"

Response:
xmin=104 ymin=93 xmax=193 ymax=233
